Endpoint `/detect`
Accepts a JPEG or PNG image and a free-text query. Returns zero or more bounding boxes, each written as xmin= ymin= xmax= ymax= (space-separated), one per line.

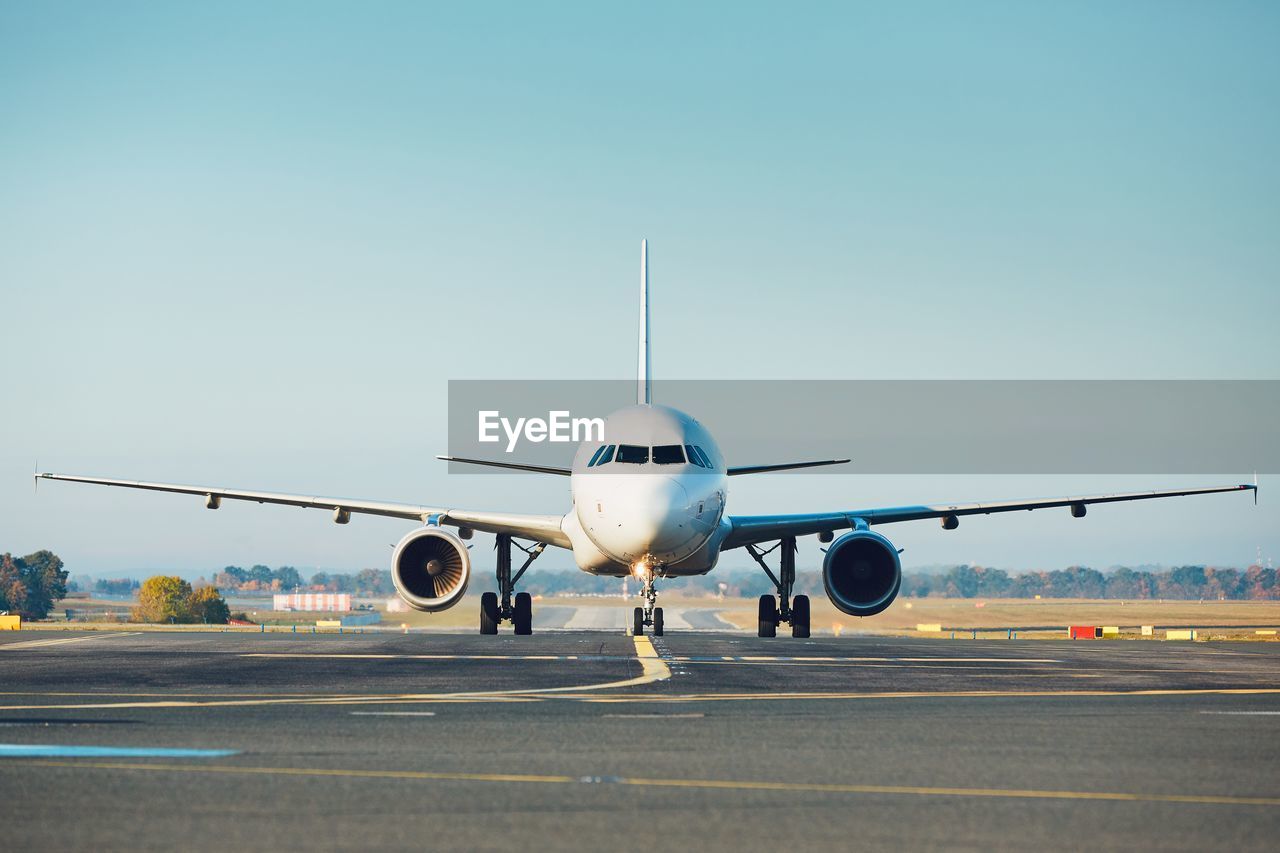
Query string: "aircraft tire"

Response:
xmin=513 ymin=591 xmax=532 ymax=635
xmin=791 ymin=594 xmax=811 ymax=638
xmin=480 ymin=592 xmax=500 ymax=635
xmin=653 ymin=607 xmax=664 ymax=636
xmin=632 ymin=606 xmax=645 ymax=636
xmin=758 ymin=595 xmax=777 ymax=638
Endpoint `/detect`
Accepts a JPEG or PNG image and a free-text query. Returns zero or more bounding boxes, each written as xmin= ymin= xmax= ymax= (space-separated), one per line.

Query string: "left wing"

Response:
xmin=36 ymin=473 xmax=571 ymax=547
xmin=722 ymin=482 xmax=1257 ymax=550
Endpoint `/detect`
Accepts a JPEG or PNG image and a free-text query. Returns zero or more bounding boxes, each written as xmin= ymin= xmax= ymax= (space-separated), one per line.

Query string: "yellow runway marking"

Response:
xmin=675 ymin=656 xmax=1063 ymax=664
xmin=241 ymin=653 xmax=585 ymax=661
xmin=2 ymin=685 xmax=1277 ymax=712
xmin=0 ymin=636 xmax=670 ymax=711
xmin=0 ymin=632 xmax=141 ymax=650
xmin=10 ymin=759 xmax=1280 ymax=807
xmin=571 ymin=687 xmax=1280 ymax=703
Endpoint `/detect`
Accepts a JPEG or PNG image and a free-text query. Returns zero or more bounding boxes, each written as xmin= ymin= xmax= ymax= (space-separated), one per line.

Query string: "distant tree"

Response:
xmin=0 ymin=552 xmax=70 ymax=619
xmin=355 ymin=568 xmax=394 ymax=596
xmin=221 ymin=566 xmax=248 ymax=583
xmin=273 ymin=566 xmax=303 ymax=590
xmin=944 ymin=565 xmax=982 ymax=598
xmin=95 ymin=578 xmax=140 ymax=596
xmin=310 ymin=571 xmax=330 ymax=590
xmin=133 ymin=576 xmax=194 ymax=623
xmin=187 ymin=585 xmax=231 ymax=624
xmin=0 ymin=553 xmax=27 ymax=615
xmin=248 ymin=565 xmax=273 ymax=585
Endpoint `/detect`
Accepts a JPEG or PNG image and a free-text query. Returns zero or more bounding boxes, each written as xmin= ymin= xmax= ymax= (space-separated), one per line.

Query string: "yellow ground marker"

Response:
xmin=10 ymin=759 xmax=1280 ymax=808
xmin=0 ymin=636 xmax=670 ymax=711
xmin=0 ymin=632 xmax=140 ymax=650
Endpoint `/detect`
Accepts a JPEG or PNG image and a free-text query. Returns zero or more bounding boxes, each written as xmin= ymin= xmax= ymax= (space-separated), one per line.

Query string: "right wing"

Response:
xmin=722 ymin=482 xmax=1257 ymax=550
xmin=36 ymin=473 xmax=571 ymax=547
xmin=727 ymin=459 xmax=850 ymax=476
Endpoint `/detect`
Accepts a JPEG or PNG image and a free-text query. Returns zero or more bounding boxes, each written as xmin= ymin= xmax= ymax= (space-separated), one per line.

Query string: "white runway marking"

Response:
xmin=563 ymin=606 xmax=692 ymax=630
xmin=1199 ymin=711 xmax=1280 ymax=715
xmin=0 ymin=632 xmax=141 ymax=651
xmin=350 ymin=711 xmax=437 ymax=717
xmin=563 ymin=607 xmax=624 ymax=630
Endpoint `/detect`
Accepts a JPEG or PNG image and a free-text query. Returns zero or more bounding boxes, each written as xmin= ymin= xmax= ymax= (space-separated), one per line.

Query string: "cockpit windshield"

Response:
xmin=615 ymin=444 xmax=649 ymax=464
xmin=652 ymin=445 xmax=685 ymax=465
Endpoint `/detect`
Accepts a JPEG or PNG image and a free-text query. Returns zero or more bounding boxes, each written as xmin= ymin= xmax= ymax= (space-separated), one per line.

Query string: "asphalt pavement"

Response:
xmin=2 ymin=628 xmax=1278 ymax=851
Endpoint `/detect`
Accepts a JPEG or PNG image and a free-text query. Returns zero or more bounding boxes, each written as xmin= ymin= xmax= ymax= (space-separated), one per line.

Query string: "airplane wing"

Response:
xmin=721 ymin=482 xmax=1257 ymax=550
xmin=727 ymin=459 xmax=850 ymax=476
xmin=36 ymin=473 xmax=571 ymax=547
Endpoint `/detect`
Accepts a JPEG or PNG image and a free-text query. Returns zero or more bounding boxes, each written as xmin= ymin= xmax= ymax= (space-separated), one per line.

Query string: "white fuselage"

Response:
xmin=561 ymin=404 xmax=729 ymax=577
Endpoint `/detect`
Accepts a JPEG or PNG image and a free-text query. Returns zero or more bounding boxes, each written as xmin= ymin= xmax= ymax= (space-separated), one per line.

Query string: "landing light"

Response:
xmin=631 ymin=561 xmax=650 ymax=579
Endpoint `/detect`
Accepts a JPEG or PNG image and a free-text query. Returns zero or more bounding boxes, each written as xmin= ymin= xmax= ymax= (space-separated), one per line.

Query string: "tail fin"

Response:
xmin=637 ymin=238 xmax=651 ymax=405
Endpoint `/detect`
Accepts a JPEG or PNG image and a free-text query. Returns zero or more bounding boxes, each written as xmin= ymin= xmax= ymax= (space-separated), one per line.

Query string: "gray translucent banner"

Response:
xmin=446 ymin=380 xmax=1278 ymax=474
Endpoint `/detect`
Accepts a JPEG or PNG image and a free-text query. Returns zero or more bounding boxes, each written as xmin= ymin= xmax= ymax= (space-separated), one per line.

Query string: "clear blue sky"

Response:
xmin=2 ymin=1 xmax=1276 ymax=579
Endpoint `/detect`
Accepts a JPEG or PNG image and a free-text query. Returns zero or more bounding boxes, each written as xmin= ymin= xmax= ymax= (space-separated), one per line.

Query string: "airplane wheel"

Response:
xmin=513 ymin=592 xmax=533 ymax=635
xmin=480 ymin=592 xmax=499 ymax=635
xmin=757 ymin=595 xmax=777 ymax=638
xmin=653 ymin=607 xmax=664 ymax=636
xmin=791 ymin=594 xmax=811 ymax=638
xmin=632 ymin=606 xmax=645 ymax=636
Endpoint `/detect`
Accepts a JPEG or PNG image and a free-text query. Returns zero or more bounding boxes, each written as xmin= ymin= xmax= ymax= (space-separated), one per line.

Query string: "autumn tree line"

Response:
xmin=213 ymin=565 xmax=396 ymax=596
xmin=898 ymin=564 xmax=1280 ymax=600
xmin=509 ymin=563 xmax=1280 ymax=601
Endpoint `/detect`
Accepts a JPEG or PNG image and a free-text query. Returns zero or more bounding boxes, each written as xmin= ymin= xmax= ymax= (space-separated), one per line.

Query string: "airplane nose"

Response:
xmin=592 ymin=475 xmax=693 ymax=561
xmin=634 ymin=476 xmax=690 ymax=552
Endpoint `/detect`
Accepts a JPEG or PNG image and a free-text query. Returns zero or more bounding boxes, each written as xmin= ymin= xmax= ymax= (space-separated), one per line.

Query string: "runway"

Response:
xmin=2 ymin=630 xmax=1278 ymax=850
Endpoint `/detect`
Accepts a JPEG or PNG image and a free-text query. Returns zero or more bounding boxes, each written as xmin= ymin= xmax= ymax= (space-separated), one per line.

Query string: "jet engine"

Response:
xmin=822 ymin=529 xmax=901 ymax=617
xmin=391 ymin=527 xmax=471 ymax=612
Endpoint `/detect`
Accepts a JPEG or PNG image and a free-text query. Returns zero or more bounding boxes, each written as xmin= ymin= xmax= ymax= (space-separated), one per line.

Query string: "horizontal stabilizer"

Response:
xmin=727 ymin=459 xmax=851 ymax=476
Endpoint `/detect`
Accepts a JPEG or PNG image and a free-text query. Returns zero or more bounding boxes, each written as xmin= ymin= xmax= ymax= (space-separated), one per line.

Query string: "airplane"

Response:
xmin=38 ymin=240 xmax=1257 ymax=637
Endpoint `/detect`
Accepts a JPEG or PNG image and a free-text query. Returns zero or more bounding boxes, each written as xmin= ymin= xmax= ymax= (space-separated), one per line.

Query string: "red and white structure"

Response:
xmin=273 ymin=593 xmax=352 ymax=612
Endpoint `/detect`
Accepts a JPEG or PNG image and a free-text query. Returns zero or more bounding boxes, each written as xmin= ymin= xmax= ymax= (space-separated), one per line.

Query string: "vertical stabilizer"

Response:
xmin=638 ymin=239 xmax=651 ymax=404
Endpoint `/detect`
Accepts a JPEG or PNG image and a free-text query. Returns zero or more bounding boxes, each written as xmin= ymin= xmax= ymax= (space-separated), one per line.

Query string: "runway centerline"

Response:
xmin=10 ymin=759 xmax=1280 ymax=808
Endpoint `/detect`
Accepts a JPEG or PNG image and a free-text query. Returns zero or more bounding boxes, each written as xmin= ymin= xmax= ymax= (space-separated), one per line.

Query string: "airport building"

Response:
xmin=272 ymin=593 xmax=352 ymax=612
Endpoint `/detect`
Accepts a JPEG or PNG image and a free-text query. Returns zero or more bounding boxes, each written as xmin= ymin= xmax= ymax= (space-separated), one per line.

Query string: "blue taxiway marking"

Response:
xmin=0 ymin=744 xmax=238 ymax=758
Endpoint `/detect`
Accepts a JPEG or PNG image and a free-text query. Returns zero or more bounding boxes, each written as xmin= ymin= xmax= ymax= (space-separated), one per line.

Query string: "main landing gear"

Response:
xmin=480 ymin=534 xmax=546 ymax=635
xmin=745 ymin=537 xmax=810 ymax=638
xmin=631 ymin=567 xmax=664 ymax=637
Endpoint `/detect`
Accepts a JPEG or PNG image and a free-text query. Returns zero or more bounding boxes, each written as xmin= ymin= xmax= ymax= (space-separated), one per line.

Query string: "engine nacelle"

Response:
xmin=822 ymin=529 xmax=902 ymax=617
xmin=391 ymin=527 xmax=471 ymax=612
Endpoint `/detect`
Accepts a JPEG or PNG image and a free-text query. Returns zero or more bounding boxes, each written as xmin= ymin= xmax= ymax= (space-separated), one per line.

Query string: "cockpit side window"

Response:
xmin=586 ymin=446 xmax=607 ymax=467
xmin=693 ymin=445 xmax=714 ymax=468
xmin=652 ymin=445 xmax=685 ymax=465
xmin=596 ymin=444 xmax=615 ymax=465
xmin=615 ymin=444 xmax=649 ymax=464
xmin=684 ymin=444 xmax=704 ymax=468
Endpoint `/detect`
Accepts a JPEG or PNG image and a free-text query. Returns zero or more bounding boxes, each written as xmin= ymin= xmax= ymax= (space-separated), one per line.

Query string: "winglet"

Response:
xmin=1254 ymin=471 xmax=1259 ymax=505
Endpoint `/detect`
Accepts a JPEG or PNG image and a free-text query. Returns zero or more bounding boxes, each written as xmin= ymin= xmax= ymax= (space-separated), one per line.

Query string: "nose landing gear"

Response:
xmin=746 ymin=537 xmax=810 ymax=638
xmin=480 ymin=534 xmax=545 ymax=635
xmin=631 ymin=567 xmax=664 ymax=636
